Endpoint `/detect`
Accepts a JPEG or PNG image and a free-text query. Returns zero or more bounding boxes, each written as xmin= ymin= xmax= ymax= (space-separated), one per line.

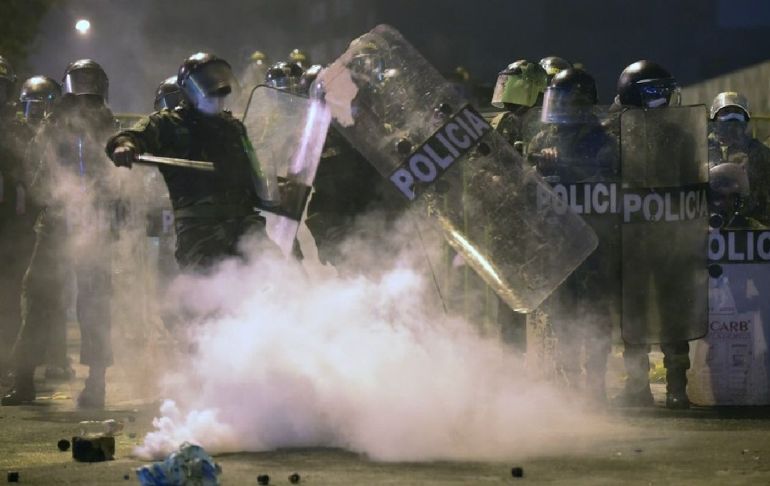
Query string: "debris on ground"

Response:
xmin=136 ymin=442 xmax=221 ymax=486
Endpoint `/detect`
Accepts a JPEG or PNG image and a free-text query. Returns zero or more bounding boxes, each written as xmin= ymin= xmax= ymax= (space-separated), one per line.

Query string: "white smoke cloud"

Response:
xmin=135 ymin=218 xmax=622 ymax=462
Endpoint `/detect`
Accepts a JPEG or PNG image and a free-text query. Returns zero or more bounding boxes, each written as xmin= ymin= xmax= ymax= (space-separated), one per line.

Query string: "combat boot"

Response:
xmin=615 ymin=344 xmax=654 ymax=407
xmin=77 ymin=369 xmax=105 ymax=409
xmin=665 ymin=367 xmax=690 ymax=410
xmin=1 ymin=368 xmax=36 ymax=406
xmin=662 ymin=342 xmax=691 ymax=409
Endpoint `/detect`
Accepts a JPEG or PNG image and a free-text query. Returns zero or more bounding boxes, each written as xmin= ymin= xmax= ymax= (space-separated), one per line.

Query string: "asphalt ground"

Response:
xmin=2 ymin=367 xmax=770 ymax=485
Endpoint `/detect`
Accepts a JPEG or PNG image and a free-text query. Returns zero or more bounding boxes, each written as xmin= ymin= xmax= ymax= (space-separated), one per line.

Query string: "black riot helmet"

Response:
xmin=265 ymin=61 xmax=304 ymax=93
xmin=177 ymin=52 xmax=235 ymax=114
xmin=539 ymin=56 xmax=572 ymax=83
xmin=62 ymin=59 xmax=109 ymax=101
xmin=178 ymin=52 xmax=234 ymax=98
xmin=298 ymin=64 xmax=323 ymax=95
xmin=0 ymin=55 xmax=16 ymax=105
xmin=708 ymin=162 xmax=751 ymax=221
xmin=541 ymin=67 xmax=598 ymax=124
xmin=154 ymin=75 xmax=184 ymax=111
xmin=19 ymin=75 xmax=62 ymax=123
xmin=616 ymin=60 xmax=681 ymax=108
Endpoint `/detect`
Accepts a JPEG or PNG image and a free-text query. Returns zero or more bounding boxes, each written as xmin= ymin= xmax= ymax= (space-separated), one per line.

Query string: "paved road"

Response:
xmin=2 ymin=373 xmax=770 ymax=485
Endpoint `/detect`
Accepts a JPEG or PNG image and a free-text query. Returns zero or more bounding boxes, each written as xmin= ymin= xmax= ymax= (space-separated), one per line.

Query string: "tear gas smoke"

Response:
xmin=135 ymin=214 xmax=622 ymax=462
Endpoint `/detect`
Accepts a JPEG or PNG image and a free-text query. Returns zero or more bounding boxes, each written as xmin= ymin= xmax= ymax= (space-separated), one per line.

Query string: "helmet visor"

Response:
xmin=491 ymin=72 xmax=545 ymax=108
xmin=540 ymin=86 xmax=595 ymax=124
xmin=185 ymin=61 xmax=235 ymax=98
xmin=636 ymin=78 xmax=680 ymax=108
xmin=63 ymin=68 xmax=108 ymax=99
xmin=22 ymin=100 xmax=47 ymax=121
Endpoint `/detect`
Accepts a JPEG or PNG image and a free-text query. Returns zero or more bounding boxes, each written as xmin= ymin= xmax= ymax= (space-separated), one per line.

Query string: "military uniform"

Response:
xmin=0 ymin=107 xmax=36 ymax=373
xmin=11 ymin=99 xmax=118 ymax=382
xmin=106 ymin=105 xmax=270 ymax=270
xmin=527 ymin=118 xmax=620 ymax=399
xmin=305 ymin=127 xmax=406 ymax=271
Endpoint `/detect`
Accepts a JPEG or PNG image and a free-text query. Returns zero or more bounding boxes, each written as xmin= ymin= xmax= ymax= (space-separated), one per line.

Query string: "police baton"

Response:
xmin=135 ymin=154 xmax=215 ymax=172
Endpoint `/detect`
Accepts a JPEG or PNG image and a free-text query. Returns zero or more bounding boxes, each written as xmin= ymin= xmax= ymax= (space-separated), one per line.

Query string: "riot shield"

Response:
xmin=242 ymin=85 xmax=331 ymax=256
xmin=522 ymin=107 xmax=622 ymax=380
xmin=688 ymin=225 xmax=770 ymax=405
xmin=317 ymin=25 xmax=598 ymax=313
xmin=620 ymin=105 xmax=709 ymax=344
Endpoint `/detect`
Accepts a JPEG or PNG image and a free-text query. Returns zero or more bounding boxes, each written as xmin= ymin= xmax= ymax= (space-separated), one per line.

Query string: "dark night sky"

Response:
xmin=22 ymin=0 xmax=770 ymax=113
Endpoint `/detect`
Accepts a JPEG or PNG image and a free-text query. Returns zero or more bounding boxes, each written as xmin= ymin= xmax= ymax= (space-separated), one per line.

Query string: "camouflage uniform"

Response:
xmin=490 ymin=111 xmax=522 ymax=147
xmin=0 ymin=107 xmax=36 ymax=372
xmin=527 ymin=118 xmax=620 ymax=398
xmin=106 ymin=105 xmax=270 ymax=270
xmin=488 ymin=110 xmax=533 ymax=349
xmin=11 ymin=99 xmax=118 ymax=377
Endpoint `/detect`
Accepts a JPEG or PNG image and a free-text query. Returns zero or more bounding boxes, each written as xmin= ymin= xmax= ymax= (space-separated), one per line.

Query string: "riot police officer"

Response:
xmin=612 ymin=60 xmax=693 ymax=409
xmin=708 ymin=163 xmax=765 ymax=230
xmin=154 ymin=75 xmax=185 ymax=112
xmin=3 ymin=59 xmax=118 ymax=407
xmin=107 ymin=52 xmax=274 ymax=270
xmin=17 ymin=75 xmax=73 ymax=380
xmin=265 ymin=61 xmax=304 ymax=94
xmin=241 ymin=50 xmax=270 ymax=89
xmin=19 ymin=76 xmax=61 ymax=126
xmin=0 ymin=56 xmax=36 ymax=379
xmin=708 ymin=92 xmax=770 ymax=226
xmin=527 ymin=68 xmax=619 ymax=402
xmin=490 ymin=59 xmax=548 ymax=149
xmin=288 ymin=48 xmax=311 ymax=69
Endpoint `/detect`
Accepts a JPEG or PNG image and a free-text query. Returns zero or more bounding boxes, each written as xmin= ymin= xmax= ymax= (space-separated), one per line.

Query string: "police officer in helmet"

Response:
xmin=490 ymin=60 xmax=548 ymax=148
xmin=0 ymin=56 xmax=37 ymax=381
xmin=539 ymin=56 xmax=572 ymax=84
xmin=708 ymin=91 xmax=770 ymax=227
xmin=3 ymin=59 xmax=117 ymax=408
xmin=527 ymin=68 xmax=619 ymax=402
xmin=612 ymin=60 xmax=692 ymax=409
xmin=154 ymin=75 xmax=185 ymax=112
xmin=19 ymin=76 xmax=61 ymax=125
xmin=265 ymin=61 xmax=304 ymax=94
xmin=107 ymin=52 xmax=274 ymax=270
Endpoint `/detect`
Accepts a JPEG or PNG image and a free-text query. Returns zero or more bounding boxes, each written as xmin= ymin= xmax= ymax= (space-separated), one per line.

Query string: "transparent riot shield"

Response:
xmin=317 ymin=25 xmax=598 ymax=312
xmin=242 ymin=85 xmax=331 ymax=256
xmin=522 ymin=107 xmax=622 ymax=375
xmin=620 ymin=105 xmax=709 ymax=344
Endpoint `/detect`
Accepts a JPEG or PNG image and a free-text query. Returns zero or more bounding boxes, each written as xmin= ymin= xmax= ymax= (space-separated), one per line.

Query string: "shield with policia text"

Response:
xmin=522 ymin=106 xmax=623 ymax=336
xmin=619 ymin=105 xmax=709 ymax=344
xmin=242 ymin=85 xmax=331 ymax=256
xmin=316 ymin=25 xmax=598 ymax=313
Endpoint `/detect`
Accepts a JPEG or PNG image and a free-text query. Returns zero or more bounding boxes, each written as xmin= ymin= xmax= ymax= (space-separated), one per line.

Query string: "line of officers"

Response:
xmin=0 ymin=49 xmax=768 ymax=410
xmin=486 ymin=57 xmax=770 ymax=409
xmin=0 ymin=48 xmax=381 ymax=409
